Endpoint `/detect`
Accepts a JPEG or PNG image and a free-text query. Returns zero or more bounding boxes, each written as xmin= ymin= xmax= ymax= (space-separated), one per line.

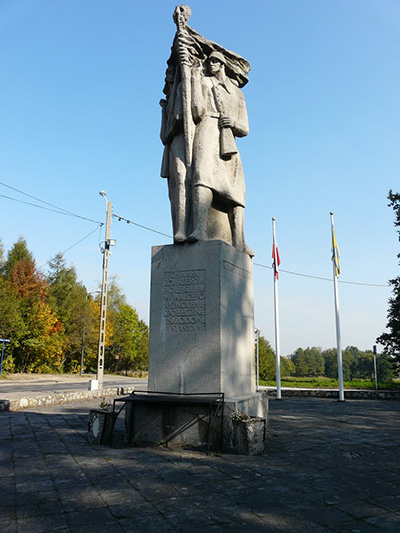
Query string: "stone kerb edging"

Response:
xmin=1 ymin=386 xmax=135 ymax=412
xmin=267 ymin=388 xmax=400 ymax=400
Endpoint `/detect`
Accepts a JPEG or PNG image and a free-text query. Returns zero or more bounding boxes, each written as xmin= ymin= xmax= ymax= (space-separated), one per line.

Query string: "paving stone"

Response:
xmin=0 ymin=519 xmax=17 ymax=533
xmin=366 ymin=495 xmax=400 ymax=513
xmin=65 ymin=507 xmax=116 ymax=528
xmin=332 ymin=499 xmax=388 ymax=519
xmin=17 ymin=513 xmax=69 ymax=533
xmin=68 ymin=520 xmax=125 ymax=533
xmin=118 ymin=514 xmax=175 ymax=532
xmin=363 ymin=511 xmax=400 ymax=530
xmin=107 ymin=501 xmax=157 ymax=519
xmin=2 ymin=396 xmax=400 ymax=532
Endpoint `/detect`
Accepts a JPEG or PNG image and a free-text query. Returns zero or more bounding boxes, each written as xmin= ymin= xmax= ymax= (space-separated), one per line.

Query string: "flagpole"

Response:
xmin=330 ymin=212 xmax=345 ymax=402
xmin=272 ymin=217 xmax=282 ymax=400
xmin=255 ymin=328 xmax=260 ymax=390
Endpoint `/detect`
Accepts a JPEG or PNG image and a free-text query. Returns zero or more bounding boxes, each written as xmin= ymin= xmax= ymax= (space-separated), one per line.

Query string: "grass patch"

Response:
xmin=259 ymin=376 xmax=400 ymax=390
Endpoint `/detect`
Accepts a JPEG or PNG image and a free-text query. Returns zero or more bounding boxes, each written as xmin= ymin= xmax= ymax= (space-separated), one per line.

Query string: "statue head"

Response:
xmin=207 ymin=51 xmax=226 ymax=77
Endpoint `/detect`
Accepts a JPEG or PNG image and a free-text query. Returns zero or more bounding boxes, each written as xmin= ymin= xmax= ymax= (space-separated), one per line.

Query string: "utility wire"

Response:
xmin=254 ymin=262 xmax=389 ymax=287
xmin=0 ymin=180 xmax=78 ymax=216
xmin=113 ymin=214 xmax=389 ymax=288
xmin=39 ymin=226 xmax=101 ymax=269
xmin=0 ymin=185 xmax=102 ymax=225
xmin=0 ymin=182 xmax=389 ymax=289
xmin=113 ymin=213 xmax=172 ymax=238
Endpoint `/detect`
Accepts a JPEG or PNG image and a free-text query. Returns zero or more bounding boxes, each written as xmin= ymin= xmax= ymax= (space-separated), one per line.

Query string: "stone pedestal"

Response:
xmin=125 ymin=240 xmax=267 ymax=453
xmin=148 ymin=240 xmax=255 ymax=398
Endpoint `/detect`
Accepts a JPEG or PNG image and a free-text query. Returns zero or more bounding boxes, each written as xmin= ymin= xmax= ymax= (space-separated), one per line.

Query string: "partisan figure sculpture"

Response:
xmin=160 ymin=5 xmax=253 ymax=256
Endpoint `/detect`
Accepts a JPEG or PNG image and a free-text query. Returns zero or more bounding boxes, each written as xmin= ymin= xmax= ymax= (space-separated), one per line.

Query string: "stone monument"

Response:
xmin=136 ymin=5 xmax=266 ymax=452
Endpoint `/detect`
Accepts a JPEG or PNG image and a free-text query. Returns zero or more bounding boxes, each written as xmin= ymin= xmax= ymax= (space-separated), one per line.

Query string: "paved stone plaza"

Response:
xmin=1 ymin=397 xmax=400 ymax=532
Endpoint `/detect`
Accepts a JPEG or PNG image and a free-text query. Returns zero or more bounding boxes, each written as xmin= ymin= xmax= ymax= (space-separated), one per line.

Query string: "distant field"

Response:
xmin=260 ymin=377 xmax=400 ymax=390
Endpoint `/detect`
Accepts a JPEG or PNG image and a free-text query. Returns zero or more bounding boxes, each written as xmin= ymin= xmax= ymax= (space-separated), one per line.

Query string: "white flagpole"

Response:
xmin=330 ymin=212 xmax=345 ymax=402
xmin=255 ymin=328 xmax=260 ymax=390
xmin=272 ymin=217 xmax=282 ymax=400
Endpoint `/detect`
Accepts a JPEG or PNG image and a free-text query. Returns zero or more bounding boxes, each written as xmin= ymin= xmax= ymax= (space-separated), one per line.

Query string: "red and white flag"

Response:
xmin=272 ymin=243 xmax=281 ymax=280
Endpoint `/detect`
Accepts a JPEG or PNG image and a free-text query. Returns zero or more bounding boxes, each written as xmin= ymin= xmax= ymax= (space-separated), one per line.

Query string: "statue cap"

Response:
xmin=208 ymin=50 xmax=226 ymax=65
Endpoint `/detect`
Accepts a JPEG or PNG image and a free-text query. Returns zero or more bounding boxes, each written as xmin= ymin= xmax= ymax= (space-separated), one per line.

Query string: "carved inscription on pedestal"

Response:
xmin=163 ymin=270 xmax=206 ymax=332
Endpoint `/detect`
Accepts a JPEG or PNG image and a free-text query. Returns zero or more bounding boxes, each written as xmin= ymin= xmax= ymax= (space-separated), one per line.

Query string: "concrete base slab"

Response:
xmin=124 ymin=391 xmax=268 ymax=454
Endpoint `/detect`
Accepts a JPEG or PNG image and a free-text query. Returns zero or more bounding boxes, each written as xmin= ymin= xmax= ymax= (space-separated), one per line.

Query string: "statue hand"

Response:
xmin=192 ymin=64 xmax=203 ymax=80
xmin=177 ymin=32 xmax=193 ymax=66
xmin=219 ymin=116 xmax=233 ymax=129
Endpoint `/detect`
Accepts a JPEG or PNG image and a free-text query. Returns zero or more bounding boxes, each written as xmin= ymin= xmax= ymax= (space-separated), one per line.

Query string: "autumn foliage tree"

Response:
xmin=1 ymin=239 xmax=65 ymax=372
xmin=0 ymin=240 xmax=149 ymax=374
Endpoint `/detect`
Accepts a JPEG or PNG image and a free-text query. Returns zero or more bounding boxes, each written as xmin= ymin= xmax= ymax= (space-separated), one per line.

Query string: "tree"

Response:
xmin=257 ymin=335 xmax=276 ymax=381
xmin=107 ymin=303 xmax=149 ymax=374
xmin=102 ymin=276 xmax=149 ymax=374
xmin=306 ymin=347 xmax=325 ymax=377
xmin=290 ymin=347 xmax=325 ymax=377
xmin=47 ymin=254 xmax=88 ymax=371
xmin=281 ymin=356 xmax=295 ymax=377
xmin=291 ymin=348 xmax=308 ymax=377
xmin=2 ymin=240 xmax=65 ymax=372
xmin=2 ymin=237 xmax=33 ymax=277
xmin=376 ymin=190 xmax=400 ymax=374
xmin=0 ymin=239 xmax=4 ymax=267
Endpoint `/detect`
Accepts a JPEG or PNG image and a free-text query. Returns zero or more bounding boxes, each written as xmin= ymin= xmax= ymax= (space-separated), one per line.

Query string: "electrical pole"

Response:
xmin=96 ymin=191 xmax=115 ymax=390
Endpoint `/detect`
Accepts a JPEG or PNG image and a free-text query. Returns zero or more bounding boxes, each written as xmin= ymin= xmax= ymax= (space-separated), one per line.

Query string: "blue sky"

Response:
xmin=0 ymin=0 xmax=399 ymax=356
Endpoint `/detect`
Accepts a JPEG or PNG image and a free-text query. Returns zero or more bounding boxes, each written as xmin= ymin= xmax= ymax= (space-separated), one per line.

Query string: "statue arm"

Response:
xmin=231 ymin=92 xmax=249 ymax=138
xmin=191 ymin=67 xmax=206 ymax=123
xmin=159 ymin=99 xmax=169 ymax=146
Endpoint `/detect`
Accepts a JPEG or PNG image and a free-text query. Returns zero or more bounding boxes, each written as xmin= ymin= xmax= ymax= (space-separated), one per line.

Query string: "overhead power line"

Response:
xmin=0 ymin=182 xmax=390 ymax=289
xmin=113 ymin=213 xmax=172 ymax=238
xmin=0 ymin=182 xmax=102 ymax=225
xmin=39 ymin=226 xmax=102 ymax=269
xmin=253 ymin=262 xmax=389 ymax=288
xmin=114 ymin=213 xmax=389 ymax=288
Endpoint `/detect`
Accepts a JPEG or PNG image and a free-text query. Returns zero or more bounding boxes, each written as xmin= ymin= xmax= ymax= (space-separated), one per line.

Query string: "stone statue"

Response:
xmin=160 ymin=5 xmax=253 ymax=256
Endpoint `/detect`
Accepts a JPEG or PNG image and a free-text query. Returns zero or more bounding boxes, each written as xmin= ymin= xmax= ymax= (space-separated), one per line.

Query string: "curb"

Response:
xmin=266 ymin=389 xmax=400 ymax=400
xmin=0 ymin=386 xmax=135 ymax=412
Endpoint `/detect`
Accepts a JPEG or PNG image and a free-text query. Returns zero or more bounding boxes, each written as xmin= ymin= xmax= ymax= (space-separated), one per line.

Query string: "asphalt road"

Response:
xmin=0 ymin=374 xmax=148 ymax=402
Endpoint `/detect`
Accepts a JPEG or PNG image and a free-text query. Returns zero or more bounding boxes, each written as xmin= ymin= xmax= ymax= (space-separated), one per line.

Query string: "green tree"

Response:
xmin=0 ymin=276 xmax=23 ymax=372
xmin=377 ymin=191 xmax=400 ymax=375
xmin=257 ymin=335 xmax=276 ymax=380
xmin=281 ymin=356 xmax=294 ymax=377
xmin=0 ymin=239 xmax=4 ymax=267
xmin=349 ymin=347 xmax=373 ymax=379
xmin=322 ymin=348 xmax=337 ymax=378
xmin=307 ymin=347 xmax=325 ymax=376
xmin=108 ymin=303 xmax=149 ymax=374
xmin=375 ymin=353 xmax=394 ymax=381
xmin=103 ymin=277 xmax=149 ymax=374
xmin=47 ymin=253 xmax=88 ymax=371
xmin=291 ymin=348 xmax=308 ymax=377
xmin=291 ymin=347 xmax=325 ymax=377
xmin=2 ymin=237 xmax=33 ymax=277
xmin=4 ymin=240 xmax=65 ymax=372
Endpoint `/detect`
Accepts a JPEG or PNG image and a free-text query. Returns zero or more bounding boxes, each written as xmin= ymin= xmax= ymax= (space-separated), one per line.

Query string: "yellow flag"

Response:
xmin=331 ymin=227 xmax=340 ymax=276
